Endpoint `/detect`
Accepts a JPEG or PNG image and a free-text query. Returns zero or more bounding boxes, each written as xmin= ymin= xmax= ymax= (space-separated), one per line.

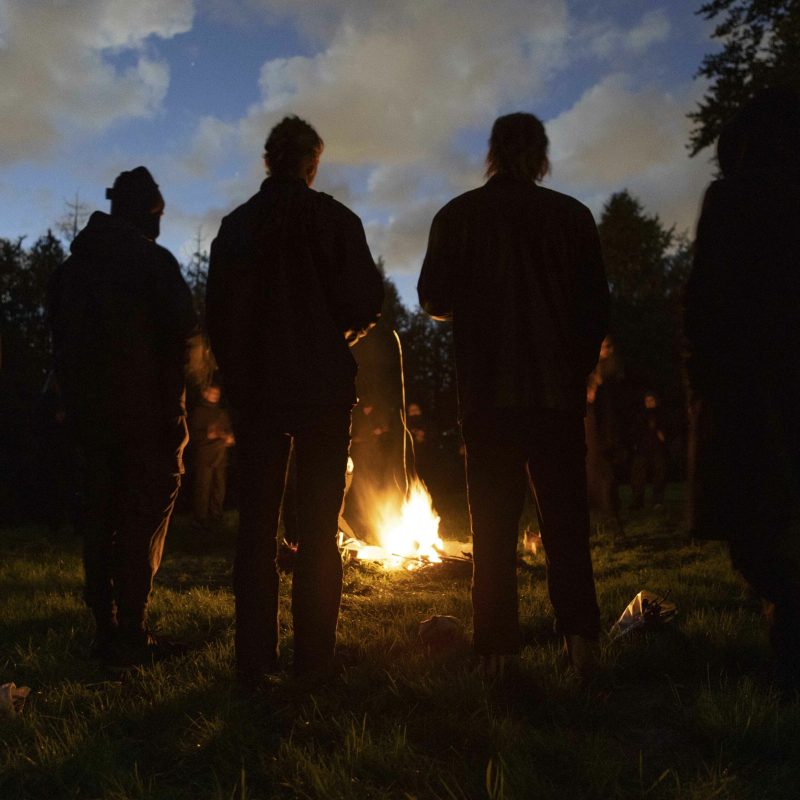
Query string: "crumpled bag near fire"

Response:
xmin=418 ymin=615 xmax=463 ymax=649
xmin=610 ymin=590 xmax=677 ymax=640
xmin=0 ymin=682 xmax=31 ymax=716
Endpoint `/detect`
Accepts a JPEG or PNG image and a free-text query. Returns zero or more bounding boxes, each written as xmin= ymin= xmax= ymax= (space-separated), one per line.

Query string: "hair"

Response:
xmin=264 ymin=115 xmax=324 ymax=177
xmin=717 ymin=86 xmax=800 ymax=179
xmin=486 ymin=112 xmax=550 ymax=182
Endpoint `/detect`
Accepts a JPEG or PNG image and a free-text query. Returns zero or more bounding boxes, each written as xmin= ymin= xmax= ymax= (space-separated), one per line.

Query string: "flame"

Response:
xmin=357 ymin=479 xmax=443 ymax=569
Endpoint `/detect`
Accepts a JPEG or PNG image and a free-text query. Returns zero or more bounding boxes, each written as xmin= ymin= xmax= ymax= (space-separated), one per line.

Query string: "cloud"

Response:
xmin=197 ymin=0 xmax=570 ymax=271
xmin=587 ymin=8 xmax=672 ymax=59
xmin=178 ymin=1 xmax=706 ymax=278
xmin=0 ymin=0 xmax=194 ymax=163
xmin=546 ymin=74 xmax=713 ymax=234
xmin=236 ymin=0 xmax=569 ymax=166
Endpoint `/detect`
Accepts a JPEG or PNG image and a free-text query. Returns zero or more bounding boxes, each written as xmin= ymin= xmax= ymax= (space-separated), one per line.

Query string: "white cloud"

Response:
xmin=546 ymin=74 xmax=713 ymax=234
xmin=588 ymin=8 xmax=671 ymax=59
xmin=0 ymin=0 xmax=194 ymax=163
xmin=626 ymin=9 xmax=671 ymax=52
xmin=237 ymin=0 xmax=570 ymax=166
xmin=179 ymin=1 xmax=705 ymax=277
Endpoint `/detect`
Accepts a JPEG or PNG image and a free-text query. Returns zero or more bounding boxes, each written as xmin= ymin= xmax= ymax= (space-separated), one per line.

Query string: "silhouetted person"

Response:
xmin=190 ymin=383 xmax=234 ymax=530
xmin=585 ymin=336 xmax=625 ymax=536
xmin=685 ymin=87 xmax=800 ymax=694
xmin=48 ymin=167 xmax=197 ymax=663
xmin=206 ymin=115 xmax=383 ymax=687
xmin=406 ymin=401 xmax=436 ymax=485
xmin=629 ymin=391 xmax=668 ymax=510
xmin=418 ymin=112 xmax=610 ymax=678
xmin=346 ymin=320 xmax=405 ymax=537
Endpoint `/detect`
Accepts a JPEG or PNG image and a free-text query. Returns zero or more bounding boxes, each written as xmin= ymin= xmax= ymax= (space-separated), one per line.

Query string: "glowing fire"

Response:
xmin=353 ymin=479 xmax=444 ymax=569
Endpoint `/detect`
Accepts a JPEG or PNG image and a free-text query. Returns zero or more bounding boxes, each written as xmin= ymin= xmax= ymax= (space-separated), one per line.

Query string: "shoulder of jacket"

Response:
xmin=152 ymin=242 xmax=181 ymax=269
xmin=433 ymin=187 xmax=485 ymax=222
xmin=312 ymin=190 xmax=361 ymax=224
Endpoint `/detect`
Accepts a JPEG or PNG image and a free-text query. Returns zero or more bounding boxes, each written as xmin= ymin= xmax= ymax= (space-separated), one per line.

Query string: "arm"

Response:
xmin=417 ymin=208 xmax=455 ymax=321
xmin=574 ymin=206 xmax=610 ymax=376
xmin=327 ymin=205 xmax=384 ymax=345
xmin=206 ymin=216 xmax=258 ymax=404
xmin=153 ymin=248 xmax=199 ymax=418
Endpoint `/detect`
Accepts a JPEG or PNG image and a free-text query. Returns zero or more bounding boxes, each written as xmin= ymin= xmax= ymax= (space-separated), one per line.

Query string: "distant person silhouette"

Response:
xmin=685 ymin=87 xmax=800 ymax=694
xmin=48 ymin=166 xmax=198 ymax=664
xmin=206 ymin=115 xmax=383 ymax=687
xmin=629 ymin=391 xmax=668 ymax=511
xmin=418 ymin=112 xmax=610 ymax=679
xmin=189 ymin=383 xmax=234 ymax=531
xmin=585 ymin=336 xmax=625 ymax=536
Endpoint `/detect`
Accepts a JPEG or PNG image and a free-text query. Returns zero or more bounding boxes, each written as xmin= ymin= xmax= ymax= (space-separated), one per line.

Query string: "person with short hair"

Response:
xmin=49 ymin=167 xmax=198 ymax=664
xmin=207 ymin=115 xmax=383 ymax=687
xmin=418 ymin=112 xmax=610 ymax=678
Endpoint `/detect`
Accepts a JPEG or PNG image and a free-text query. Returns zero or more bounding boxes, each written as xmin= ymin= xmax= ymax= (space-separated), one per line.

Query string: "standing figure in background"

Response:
xmin=584 ymin=336 xmax=625 ymax=537
xmin=190 ymin=383 xmax=234 ymax=531
xmin=406 ymin=401 xmax=436 ymax=488
xmin=629 ymin=391 xmax=668 ymax=511
xmin=419 ymin=112 xmax=609 ymax=679
xmin=206 ymin=116 xmax=383 ymax=687
xmin=685 ymin=88 xmax=800 ymax=694
xmin=49 ymin=167 xmax=197 ymax=664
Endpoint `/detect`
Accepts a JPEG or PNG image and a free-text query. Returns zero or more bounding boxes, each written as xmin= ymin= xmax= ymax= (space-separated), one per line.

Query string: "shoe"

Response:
xmin=564 ymin=635 xmax=599 ymax=680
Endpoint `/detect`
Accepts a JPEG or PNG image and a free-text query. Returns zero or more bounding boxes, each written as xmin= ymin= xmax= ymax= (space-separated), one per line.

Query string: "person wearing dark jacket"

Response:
xmin=48 ymin=167 xmax=197 ymax=663
xmin=418 ymin=112 xmax=610 ymax=678
xmin=206 ymin=115 xmax=383 ymax=687
xmin=629 ymin=391 xmax=668 ymax=510
xmin=685 ymin=88 xmax=800 ymax=693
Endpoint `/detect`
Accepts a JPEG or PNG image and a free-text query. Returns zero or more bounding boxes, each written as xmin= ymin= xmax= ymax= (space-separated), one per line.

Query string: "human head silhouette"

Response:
xmin=106 ymin=166 xmax=164 ymax=240
xmin=264 ymin=115 xmax=324 ymax=186
xmin=486 ymin=112 xmax=550 ymax=183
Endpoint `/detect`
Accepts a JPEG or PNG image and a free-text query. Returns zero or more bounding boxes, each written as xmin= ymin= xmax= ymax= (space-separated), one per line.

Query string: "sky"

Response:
xmin=0 ymin=0 xmax=719 ymax=306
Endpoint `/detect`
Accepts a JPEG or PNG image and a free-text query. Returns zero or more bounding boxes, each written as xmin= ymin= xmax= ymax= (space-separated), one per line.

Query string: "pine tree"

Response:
xmin=689 ymin=0 xmax=800 ymax=154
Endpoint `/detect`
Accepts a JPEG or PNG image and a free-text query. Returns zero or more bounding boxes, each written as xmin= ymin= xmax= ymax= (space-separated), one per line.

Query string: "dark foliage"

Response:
xmin=689 ymin=0 xmax=800 ymax=154
xmin=598 ymin=190 xmax=691 ymax=408
xmin=0 ymin=232 xmax=66 ymax=521
xmin=0 ymin=231 xmax=64 ymax=389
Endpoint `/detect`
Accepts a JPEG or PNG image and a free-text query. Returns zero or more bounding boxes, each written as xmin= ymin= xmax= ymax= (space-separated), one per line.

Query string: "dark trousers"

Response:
xmin=232 ymin=406 xmax=351 ymax=680
xmin=630 ymin=449 xmax=667 ymax=507
xmin=463 ymin=410 xmax=600 ymax=655
xmin=730 ymin=535 xmax=800 ymax=690
xmin=80 ymin=441 xmax=180 ymax=636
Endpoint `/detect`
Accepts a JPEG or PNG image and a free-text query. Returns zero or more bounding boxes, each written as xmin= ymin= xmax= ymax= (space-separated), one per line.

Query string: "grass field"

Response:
xmin=2 ymin=484 xmax=799 ymax=799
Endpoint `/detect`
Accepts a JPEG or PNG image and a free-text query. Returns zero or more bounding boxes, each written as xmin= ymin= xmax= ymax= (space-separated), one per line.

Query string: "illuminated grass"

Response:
xmin=1 ymin=486 xmax=799 ymax=799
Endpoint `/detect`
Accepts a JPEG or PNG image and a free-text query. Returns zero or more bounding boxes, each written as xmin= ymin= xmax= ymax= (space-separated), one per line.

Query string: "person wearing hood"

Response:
xmin=685 ymin=88 xmax=800 ymax=694
xmin=48 ymin=167 xmax=198 ymax=664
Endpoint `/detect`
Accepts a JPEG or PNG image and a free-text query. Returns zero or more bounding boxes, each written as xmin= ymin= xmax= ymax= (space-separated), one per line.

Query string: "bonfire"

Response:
xmin=339 ymin=478 xmax=470 ymax=571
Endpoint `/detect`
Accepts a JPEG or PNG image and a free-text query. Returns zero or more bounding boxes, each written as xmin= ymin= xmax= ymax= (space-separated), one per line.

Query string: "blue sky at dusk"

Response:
xmin=1 ymin=1 xmax=717 ymax=304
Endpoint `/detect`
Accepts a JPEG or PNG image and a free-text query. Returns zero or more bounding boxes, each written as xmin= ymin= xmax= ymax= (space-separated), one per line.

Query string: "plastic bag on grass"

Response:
xmin=0 ymin=682 xmax=31 ymax=716
xmin=610 ymin=590 xmax=677 ymax=640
